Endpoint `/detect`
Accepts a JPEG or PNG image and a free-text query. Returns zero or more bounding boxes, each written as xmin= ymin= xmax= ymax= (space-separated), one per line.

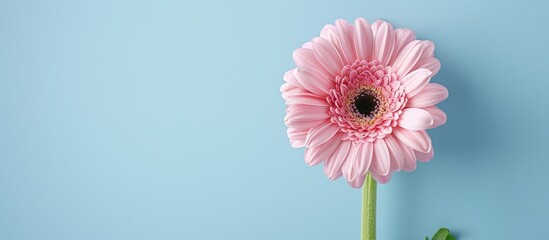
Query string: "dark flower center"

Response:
xmin=353 ymin=91 xmax=379 ymax=118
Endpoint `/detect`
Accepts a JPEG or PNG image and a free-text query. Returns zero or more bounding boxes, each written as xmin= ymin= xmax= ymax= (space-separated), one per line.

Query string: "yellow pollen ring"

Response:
xmin=345 ymin=84 xmax=388 ymax=127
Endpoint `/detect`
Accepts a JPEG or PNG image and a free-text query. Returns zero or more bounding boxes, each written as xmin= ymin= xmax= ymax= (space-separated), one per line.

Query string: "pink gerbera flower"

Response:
xmin=281 ymin=18 xmax=448 ymax=188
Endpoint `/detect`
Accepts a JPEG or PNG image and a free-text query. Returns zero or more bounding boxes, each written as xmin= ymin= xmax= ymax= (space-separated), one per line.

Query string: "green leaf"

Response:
xmin=431 ymin=228 xmax=456 ymax=240
xmin=425 ymin=237 xmax=429 ymax=240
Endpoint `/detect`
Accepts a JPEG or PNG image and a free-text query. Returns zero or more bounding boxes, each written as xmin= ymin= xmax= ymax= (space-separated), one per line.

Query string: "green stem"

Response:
xmin=361 ymin=173 xmax=377 ymax=240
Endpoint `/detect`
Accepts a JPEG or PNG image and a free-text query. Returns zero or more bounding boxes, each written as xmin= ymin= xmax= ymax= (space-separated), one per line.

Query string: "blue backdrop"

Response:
xmin=1 ymin=0 xmax=548 ymax=239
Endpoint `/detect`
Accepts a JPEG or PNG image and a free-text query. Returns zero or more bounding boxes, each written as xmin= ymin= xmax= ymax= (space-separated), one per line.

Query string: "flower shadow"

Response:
xmin=382 ymin=55 xmax=503 ymax=239
xmin=429 ymin=55 xmax=501 ymax=159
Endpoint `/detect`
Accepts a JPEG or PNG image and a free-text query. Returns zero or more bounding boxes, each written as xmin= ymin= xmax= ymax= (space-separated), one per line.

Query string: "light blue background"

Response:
xmin=1 ymin=0 xmax=548 ymax=239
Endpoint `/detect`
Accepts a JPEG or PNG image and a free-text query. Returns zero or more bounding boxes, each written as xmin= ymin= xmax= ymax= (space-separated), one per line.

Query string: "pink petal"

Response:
xmin=356 ymin=142 xmax=373 ymax=176
xmin=415 ymin=147 xmax=434 ymax=162
xmin=353 ymin=17 xmax=374 ymax=61
xmin=409 ymin=41 xmax=439 ymax=74
xmin=415 ymin=57 xmax=441 ymax=76
xmin=281 ymin=76 xmax=315 ymax=99
xmin=282 ymin=69 xmax=302 ymax=87
xmin=284 ymin=104 xmax=329 ymax=124
xmin=302 ymin=42 xmax=313 ymax=49
xmin=284 ymin=95 xmax=329 ymax=106
xmin=284 ymin=119 xmax=326 ymax=130
xmin=392 ymin=40 xmax=423 ymax=78
xmin=391 ymin=28 xmax=416 ymax=64
xmin=280 ymin=82 xmax=296 ymax=99
xmin=312 ymin=37 xmax=344 ymax=76
xmin=400 ymin=142 xmax=417 ymax=172
xmin=295 ymin=67 xmax=333 ymax=96
xmin=422 ymin=106 xmax=447 ymax=128
xmin=305 ymin=123 xmax=340 ymax=148
xmin=334 ymin=19 xmax=356 ymax=64
xmin=324 ymin=140 xmax=352 ymax=180
xmin=419 ymin=40 xmax=435 ymax=58
xmin=281 ymin=88 xmax=316 ymax=100
xmin=400 ymin=68 xmax=432 ymax=97
xmin=384 ymin=135 xmax=404 ymax=172
xmin=341 ymin=142 xmax=361 ymax=181
xmin=320 ymin=24 xmax=337 ymax=41
xmin=370 ymin=20 xmax=383 ymax=35
xmin=287 ymin=128 xmax=307 ymax=148
xmin=408 ymin=83 xmax=448 ymax=108
xmin=347 ymin=174 xmax=366 ymax=188
xmin=371 ymin=139 xmax=391 ymax=176
xmin=399 ymin=108 xmax=434 ymax=130
xmin=370 ymin=171 xmax=393 ymax=184
xmin=290 ymin=140 xmax=305 ymax=148
xmin=293 ymin=48 xmax=332 ymax=77
xmin=373 ymin=21 xmax=395 ymax=66
xmin=393 ymin=128 xmax=432 ymax=153
xmin=304 ymin=133 xmax=343 ymax=166
xmin=320 ymin=24 xmax=346 ymax=65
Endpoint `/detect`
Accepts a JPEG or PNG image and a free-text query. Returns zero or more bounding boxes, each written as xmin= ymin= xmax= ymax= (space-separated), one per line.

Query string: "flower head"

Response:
xmin=281 ymin=18 xmax=448 ymax=188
